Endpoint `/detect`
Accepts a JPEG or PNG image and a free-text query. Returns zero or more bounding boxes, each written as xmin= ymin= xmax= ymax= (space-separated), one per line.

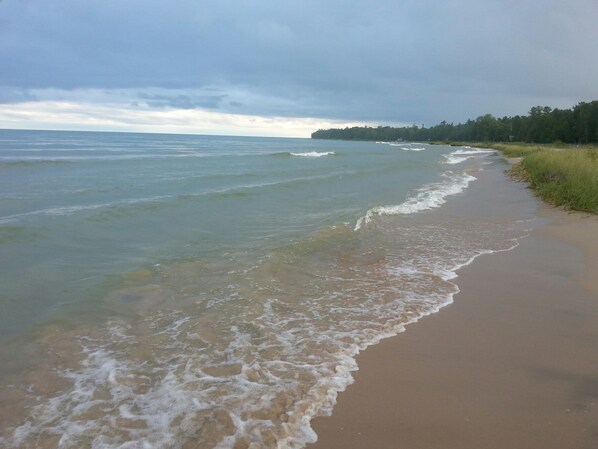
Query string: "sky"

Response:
xmin=1 ymin=0 xmax=597 ymax=137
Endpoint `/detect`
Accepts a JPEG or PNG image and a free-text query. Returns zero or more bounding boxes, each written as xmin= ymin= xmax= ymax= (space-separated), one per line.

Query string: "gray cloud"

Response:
xmin=139 ymin=93 xmax=228 ymax=110
xmin=1 ymin=0 xmax=597 ymax=125
xmin=0 ymin=86 xmax=37 ymax=103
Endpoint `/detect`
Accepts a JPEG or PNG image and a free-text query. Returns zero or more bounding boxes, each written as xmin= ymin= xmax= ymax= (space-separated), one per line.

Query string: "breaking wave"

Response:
xmin=355 ymin=172 xmax=477 ymax=230
xmin=444 ymin=148 xmax=496 ymax=165
xmin=289 ymin=152 xmax=336 ymax=158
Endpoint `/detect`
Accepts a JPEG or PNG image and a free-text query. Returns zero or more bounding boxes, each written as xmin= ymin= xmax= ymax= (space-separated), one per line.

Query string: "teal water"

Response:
xmin=0 ymin=131 xmax=443 ymax=337
xmin=0 ymin=130 xmax=536 ymax=448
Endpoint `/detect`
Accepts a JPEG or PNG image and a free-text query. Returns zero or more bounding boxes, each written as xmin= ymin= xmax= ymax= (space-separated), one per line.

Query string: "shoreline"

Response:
xmin=308 ymin=201 xmax=598 ymax=448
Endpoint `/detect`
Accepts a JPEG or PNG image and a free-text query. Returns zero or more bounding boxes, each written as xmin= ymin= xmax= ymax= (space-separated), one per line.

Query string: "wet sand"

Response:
xmin=309 ymin=205 xmax=598 ymax=449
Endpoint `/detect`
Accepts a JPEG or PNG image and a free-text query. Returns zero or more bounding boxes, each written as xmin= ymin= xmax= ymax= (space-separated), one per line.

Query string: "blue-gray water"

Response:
xmin=0 ymin=130 xmax=537 ymax=448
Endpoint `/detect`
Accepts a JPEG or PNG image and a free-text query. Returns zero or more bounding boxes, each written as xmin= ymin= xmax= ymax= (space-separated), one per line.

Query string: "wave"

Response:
xmin=176 ymin=171 xmax=359 ymax=201
xmin=0 ymin=197 xmax=171 ymax=224
xmin=443 ymin=148 xmax=495 ymax=165
xmin=0 ymin=160 xmax=71 ymax=168
xmin=376 ymin=142 xmax=427 ymax=151
xmin=0 ymin=152 xmax=248 ymax=164
xmin=450 ymin=148 xmax=495 ymax=155
xmin=354 ymin=172 xmax=477 ymax=230
xmin=6 ymin=147 xmax=146 ymax=153
xmin=444 ymin=155 xmax=470 ymax=165
xmin=0 ymin=171 xmax=363 ymax=224
xmin=289 ymin=151 xmax=336 ymax=158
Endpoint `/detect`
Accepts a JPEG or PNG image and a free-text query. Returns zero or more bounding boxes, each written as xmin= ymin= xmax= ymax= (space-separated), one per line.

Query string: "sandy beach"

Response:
xmin=309 ymin=204 xmax=598 ymax=449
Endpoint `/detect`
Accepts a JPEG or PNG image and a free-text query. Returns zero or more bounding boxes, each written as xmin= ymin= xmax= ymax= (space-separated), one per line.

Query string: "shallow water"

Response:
xmin=0 ymin=130 xmax=537 ymax=448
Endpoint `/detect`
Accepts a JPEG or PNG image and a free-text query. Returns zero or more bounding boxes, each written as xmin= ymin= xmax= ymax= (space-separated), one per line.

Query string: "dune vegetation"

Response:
xmin=491 ymin=143 xmax=598 ymax=214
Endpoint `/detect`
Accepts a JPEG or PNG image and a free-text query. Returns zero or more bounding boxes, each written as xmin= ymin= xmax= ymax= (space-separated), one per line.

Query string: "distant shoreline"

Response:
xmin=311 ymin=101 xmax=598 ymax=144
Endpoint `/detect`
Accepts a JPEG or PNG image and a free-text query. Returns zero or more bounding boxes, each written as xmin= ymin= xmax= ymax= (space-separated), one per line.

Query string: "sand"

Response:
xmin=308 ymin=204 xmax=598 ymax=449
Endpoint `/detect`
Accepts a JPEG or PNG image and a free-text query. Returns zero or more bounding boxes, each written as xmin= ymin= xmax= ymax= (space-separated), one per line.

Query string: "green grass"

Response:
xmin=487 ymin=143 xmax=544 ymax=158
xmin=521 ymin=147 xmax=598 ymax=213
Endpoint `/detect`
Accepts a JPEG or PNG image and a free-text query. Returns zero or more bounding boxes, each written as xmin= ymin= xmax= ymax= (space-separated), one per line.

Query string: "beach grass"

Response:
xmin=488 ymin=143 xmax=544 ymax=158
xmin=487 ymin=143 xmax=598 ymax=214
xmin=521 ymin=147 xmax=598 ymax=213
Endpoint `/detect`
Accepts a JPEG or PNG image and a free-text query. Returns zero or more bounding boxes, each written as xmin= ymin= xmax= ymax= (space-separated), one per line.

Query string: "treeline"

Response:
xmin=311 ymin=101 xmax=598 ymax=143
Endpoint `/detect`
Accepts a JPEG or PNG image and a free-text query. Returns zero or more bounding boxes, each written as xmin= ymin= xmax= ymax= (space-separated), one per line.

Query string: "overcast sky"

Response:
xmin=1 ymin=0 xmax=597 ymax=137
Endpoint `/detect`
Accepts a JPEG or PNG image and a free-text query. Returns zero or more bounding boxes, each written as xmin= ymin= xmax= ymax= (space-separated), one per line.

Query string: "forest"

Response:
xmin=311 ymin=101 xmax=598 ymax=144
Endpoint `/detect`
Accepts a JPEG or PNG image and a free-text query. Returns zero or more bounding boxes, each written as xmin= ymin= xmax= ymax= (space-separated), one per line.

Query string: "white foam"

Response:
xmin=5 ymin=192 xmax=531 ymax=449
xmin=290 ymin=152 xmax=335 ymax=158
xmin=376 ymin=142 xmax=428 ymax=149
xmin=388 ymin=266 xmax=422 ymax=277
xmin=354 ymin=172 xmax=477 ymax=230
xmin=450 ymin=148 xmax=495 ymax=155
xmin=442 ymin=148 xmax=495 ymax=165
xmin=443 ymin=155 xmax=470 ymax=164
xmin=375 ymin=143 xmax=426 ymax=150
xmin=6 ymin=236 xmax=527 ymax=449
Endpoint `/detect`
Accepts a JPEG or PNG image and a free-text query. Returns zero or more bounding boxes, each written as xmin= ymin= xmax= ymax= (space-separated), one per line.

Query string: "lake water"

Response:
xmin=0 ymin=130 xmax=537 ymax=448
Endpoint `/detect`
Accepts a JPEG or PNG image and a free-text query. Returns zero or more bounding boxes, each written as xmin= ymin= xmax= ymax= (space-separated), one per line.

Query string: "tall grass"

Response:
xmin=489 ymin=143 xmax=543 ymax=158
xmin=521 ymin=148 xmax=598 ymax=213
